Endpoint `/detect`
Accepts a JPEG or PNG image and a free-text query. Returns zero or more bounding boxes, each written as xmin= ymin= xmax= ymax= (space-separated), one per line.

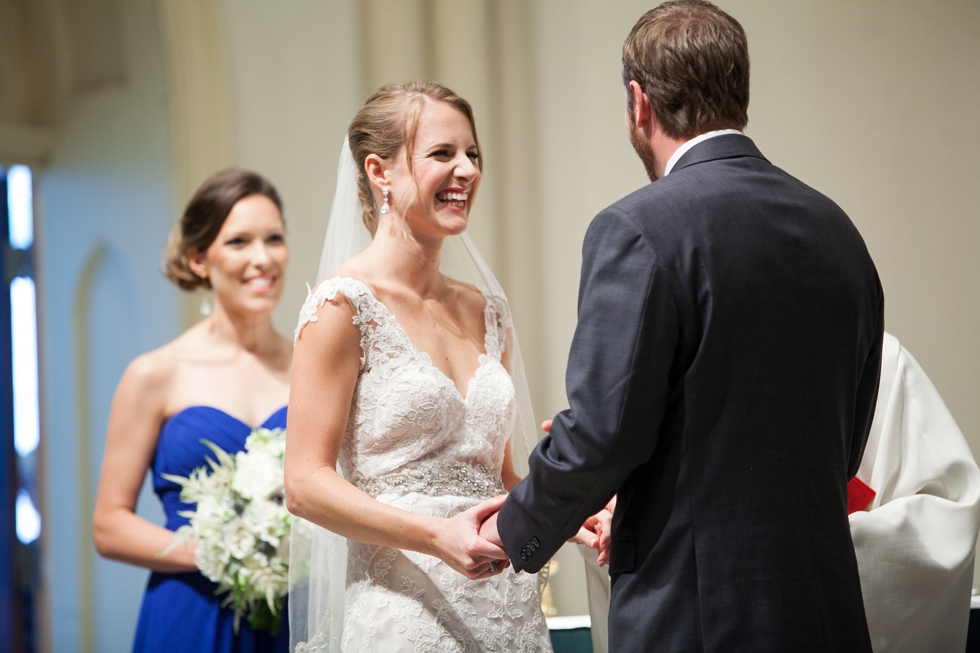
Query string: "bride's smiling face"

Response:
xmin=388 ymin=100 xmax=481 ymax=238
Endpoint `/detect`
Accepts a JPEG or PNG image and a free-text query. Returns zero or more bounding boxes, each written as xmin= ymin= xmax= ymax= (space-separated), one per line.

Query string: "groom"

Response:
xmin=481 ymin=1 xmax=883 ymax=651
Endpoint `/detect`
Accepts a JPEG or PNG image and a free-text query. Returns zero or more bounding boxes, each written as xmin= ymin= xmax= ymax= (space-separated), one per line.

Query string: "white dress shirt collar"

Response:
xmin=663 ymin=129 xmax=743 ymax=177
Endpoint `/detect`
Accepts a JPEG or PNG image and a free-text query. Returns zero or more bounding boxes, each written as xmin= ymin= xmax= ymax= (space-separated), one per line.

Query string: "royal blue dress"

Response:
xmin=132 ymin=406 xmax=289 ymax=653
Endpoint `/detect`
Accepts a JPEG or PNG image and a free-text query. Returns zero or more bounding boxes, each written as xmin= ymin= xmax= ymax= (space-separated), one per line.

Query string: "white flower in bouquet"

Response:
xmin=233 ymin=439 xmax=283 ymax=500
xmin=161 ymin=427 xmax=292 ymax=634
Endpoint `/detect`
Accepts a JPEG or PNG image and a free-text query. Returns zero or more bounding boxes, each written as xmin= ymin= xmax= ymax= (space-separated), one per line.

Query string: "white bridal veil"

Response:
xmin=288 ymin=138 xmax=541 ymax=652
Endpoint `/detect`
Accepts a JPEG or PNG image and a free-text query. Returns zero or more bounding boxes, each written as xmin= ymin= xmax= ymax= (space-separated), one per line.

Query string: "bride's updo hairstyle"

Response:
xmin=348 ymin=81 xmax=482 ymax=235
xmin=164 ymin=168 xmax=283 ymax=290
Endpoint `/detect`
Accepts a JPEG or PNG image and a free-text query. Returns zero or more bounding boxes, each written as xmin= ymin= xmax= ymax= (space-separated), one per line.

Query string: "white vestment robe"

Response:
xmin=580 ymin=332 xmax=980 ymax=653
xmin=850 ymin=332 xmax=980 ymax=653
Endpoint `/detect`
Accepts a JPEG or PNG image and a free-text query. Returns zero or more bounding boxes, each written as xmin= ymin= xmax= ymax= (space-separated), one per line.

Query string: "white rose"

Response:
xmin=232 ymin=450 xmax=282 ymax=500
xmin=226 ymin=522 xmax=257 ymax=560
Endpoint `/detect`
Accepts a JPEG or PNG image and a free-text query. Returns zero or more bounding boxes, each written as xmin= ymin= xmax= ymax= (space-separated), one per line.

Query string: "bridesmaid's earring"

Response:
xmin=380 ymin=188 xmax=390 ymax=215
xmin=200 ymin=291 xmax=212 ymax=316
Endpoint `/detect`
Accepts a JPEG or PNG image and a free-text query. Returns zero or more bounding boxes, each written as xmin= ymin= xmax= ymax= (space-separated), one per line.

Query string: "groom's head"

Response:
xmin=623 ymin=1 xmax=750 ymax=145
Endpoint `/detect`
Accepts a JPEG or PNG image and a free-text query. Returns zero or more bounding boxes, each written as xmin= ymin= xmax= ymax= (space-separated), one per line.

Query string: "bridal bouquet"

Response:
xmin=162 ymin=427 xmax=292 ymax=634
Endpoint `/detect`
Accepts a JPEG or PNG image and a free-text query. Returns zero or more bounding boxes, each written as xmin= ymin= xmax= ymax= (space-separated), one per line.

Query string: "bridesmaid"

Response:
xmin=92 ymin=169 xmax=291 ymax=652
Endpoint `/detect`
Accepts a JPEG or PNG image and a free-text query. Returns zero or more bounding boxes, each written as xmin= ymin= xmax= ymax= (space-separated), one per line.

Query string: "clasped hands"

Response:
xmin=437 ymin=420 xmax=615 ymax=580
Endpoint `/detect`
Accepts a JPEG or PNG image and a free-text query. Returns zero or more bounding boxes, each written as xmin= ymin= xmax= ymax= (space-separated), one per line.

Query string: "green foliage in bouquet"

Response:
xmin=161 ymin=427 xmax=291 ymax=634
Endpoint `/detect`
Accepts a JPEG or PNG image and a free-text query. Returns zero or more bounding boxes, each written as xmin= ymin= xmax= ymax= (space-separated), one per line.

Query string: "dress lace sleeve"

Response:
xmin=294 ymin=277 xmax=381 ymax=369
xmin=480 ymin=290 xmax=513 ymax=361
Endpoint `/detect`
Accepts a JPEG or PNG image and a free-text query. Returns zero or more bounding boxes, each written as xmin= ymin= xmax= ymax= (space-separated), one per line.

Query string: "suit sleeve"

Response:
xmin=498 ymin=206 xmax=679 ymax=572
xmin=848 ymin=273 xmax=884 ymax=480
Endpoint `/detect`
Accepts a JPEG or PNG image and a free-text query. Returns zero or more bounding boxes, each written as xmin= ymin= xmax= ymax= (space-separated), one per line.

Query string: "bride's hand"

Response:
xmin=432 ymin=494 xmax=510 ymax=580
xmin=568 ymin=515 xmax=601 ymax=548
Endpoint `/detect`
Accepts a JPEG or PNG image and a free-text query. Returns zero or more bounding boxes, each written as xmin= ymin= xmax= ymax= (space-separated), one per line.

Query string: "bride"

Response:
xmin=284 ymin=82 xmax=560 ymax=652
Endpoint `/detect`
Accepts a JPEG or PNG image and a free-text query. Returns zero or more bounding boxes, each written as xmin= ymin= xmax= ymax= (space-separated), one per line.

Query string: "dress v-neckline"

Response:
xmin=344 ymin=277 xmax=496 ymax=403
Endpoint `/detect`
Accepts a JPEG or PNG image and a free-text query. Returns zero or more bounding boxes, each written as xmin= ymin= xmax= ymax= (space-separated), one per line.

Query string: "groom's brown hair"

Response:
xmin=623 ymin=0 xmax=750 ymax=139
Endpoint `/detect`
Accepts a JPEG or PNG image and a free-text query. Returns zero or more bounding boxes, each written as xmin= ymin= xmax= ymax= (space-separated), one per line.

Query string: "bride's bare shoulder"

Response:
xmin=443 ymin=277 xmax=488 ymax=315
xmin=313 ymin=258 xmax=379 ymax=295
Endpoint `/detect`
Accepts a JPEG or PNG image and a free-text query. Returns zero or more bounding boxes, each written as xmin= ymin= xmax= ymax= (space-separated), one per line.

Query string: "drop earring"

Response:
xmin=200 ymin=291 xmax=212 ymax=316
xmin=380 ymin=188 xmax=390 ymax=215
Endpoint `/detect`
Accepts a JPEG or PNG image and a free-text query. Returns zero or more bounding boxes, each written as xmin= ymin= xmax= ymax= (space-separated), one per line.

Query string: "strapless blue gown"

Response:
xmin=132 ymin=406 xmax=289 ymax=653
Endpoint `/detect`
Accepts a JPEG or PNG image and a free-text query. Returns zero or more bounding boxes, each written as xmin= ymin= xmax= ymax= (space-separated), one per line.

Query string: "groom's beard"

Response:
xmin=628 ymin=119 xmax=659 ymax=182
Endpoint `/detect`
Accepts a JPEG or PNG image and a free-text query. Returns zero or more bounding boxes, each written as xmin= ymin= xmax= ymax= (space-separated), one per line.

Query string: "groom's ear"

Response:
xmin=628 ymin=80 xmax=654 ymax=131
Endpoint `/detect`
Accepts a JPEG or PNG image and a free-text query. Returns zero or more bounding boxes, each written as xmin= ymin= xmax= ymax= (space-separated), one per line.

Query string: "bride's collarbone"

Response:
xmin=382 ymin=308 xmax=488 ymax=394
xmin=371 ymin=286 xmax=483 ymax=341
xmin=351 ymin=277 xmax=491 ymax=389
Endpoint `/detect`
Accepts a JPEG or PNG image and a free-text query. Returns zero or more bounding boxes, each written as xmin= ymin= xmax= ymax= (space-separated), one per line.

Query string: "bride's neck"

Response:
xmin=368 ymin=221 xmax=445 ymax=296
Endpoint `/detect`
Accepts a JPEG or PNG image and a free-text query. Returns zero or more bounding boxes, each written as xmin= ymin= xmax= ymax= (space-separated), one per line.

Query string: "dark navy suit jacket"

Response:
xmin=498 ymin=135 xmax=882 ymax=652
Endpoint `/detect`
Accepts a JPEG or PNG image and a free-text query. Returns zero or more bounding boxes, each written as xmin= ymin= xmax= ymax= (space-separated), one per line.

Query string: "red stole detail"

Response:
xmin=847 ymin=477 xmax=876 ymax=514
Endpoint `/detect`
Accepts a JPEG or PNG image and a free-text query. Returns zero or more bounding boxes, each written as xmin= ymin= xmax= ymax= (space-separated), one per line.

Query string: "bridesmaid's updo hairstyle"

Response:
xmin=348 ymin=81 xmax=482 ymax=236
xmin=164 ymin=169 xmax=283 ymax=290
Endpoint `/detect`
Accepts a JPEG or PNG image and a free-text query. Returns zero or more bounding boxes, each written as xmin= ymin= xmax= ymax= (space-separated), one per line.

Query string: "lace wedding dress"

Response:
xmin=293 ymin=276 xmax=552 ymax=653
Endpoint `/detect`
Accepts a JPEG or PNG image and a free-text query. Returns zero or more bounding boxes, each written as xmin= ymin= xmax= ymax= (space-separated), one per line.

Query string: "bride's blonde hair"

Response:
xmin=348 ymin=81 xmax=482 ymax=235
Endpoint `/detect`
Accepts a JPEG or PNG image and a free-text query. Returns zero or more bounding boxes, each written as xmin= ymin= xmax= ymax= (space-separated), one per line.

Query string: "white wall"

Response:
xmin=37 ymin=0 xmax=177 ymax=650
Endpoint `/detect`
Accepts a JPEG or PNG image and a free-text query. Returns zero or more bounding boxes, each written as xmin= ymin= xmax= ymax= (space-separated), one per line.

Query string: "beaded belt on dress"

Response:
xmin=357 ymin=460 xmax=505 ymax=500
